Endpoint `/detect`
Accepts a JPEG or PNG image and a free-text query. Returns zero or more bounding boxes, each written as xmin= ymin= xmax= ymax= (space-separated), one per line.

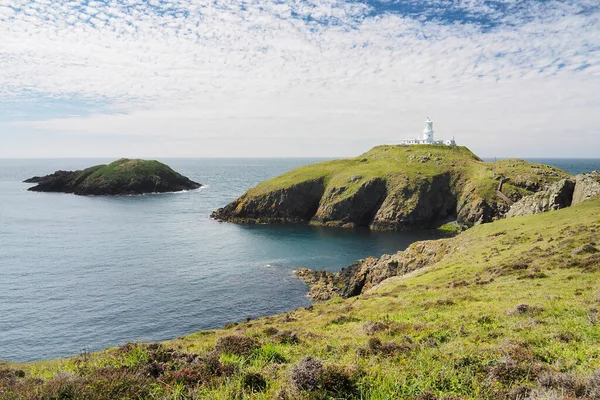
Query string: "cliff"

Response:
xmin=212 ymin=145 xmax=570 ymax=229
xmin=24 ymin=159 xmax=201 ymax=195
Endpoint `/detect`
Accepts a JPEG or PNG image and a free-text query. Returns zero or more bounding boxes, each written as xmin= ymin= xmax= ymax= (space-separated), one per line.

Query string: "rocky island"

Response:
xmin=212 ymin=145 xmax=571 ymax=229
xmin=24 ymin=158 xmax=201 ymax=195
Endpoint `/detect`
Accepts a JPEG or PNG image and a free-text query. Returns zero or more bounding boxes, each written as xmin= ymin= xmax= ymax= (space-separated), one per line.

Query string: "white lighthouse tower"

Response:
xmin=422 ymin=117 xmax=434 ymax=144
xmin=399 ymin=117 xmax=456 ymax=146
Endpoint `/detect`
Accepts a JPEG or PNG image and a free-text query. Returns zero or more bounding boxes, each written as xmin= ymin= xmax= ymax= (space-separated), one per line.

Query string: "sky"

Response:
xmin=0 ymin=0 xmax=599 ymax=158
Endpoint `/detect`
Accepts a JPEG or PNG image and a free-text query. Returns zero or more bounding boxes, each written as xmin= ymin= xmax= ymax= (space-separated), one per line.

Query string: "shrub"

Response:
xmin=512 ymin=304 xmax=544 ymax=315
xmin=79 ymin=368 xmax=152 ymax=399
xmin=290 ymin=356 xmax=358 ymax=397
xmin=329 ymin=315 xmax=360 ymax=325
xmin=242 ymin=372 xmax=267 ymax=393
xmin=584 ymin=369 xmax=600 ymax=398
xmin=359 ymin=337 xmax=412 ymax=357
xmin=0 ymin=368 xmax=26 ymax=387
xmin=538 ymin=371 xmax=584 ymax=395
xmin=263 ymin=327 xmax=279 ymax=337
xmin=214 ymin=335 xmax=259 ymax=357
xmin=320 ymin=365 xmax=358 ymax=397
xmin=487 ymin=356 xmax=534 ymax=385
xmin=291 ymin=356 xmax=323 ymax=392
xmin=273 ymin=330 xmax=299 ymax=345
xmin=363 ymin=321 xmax=389 ymax=335
xmin=34 ymin=375 xmax=81 ymax=400
xmin=166 ymin=366 xmax=206 ymax=387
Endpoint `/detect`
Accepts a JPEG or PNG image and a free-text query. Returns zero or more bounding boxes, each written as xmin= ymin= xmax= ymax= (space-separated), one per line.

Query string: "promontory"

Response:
xmin=212 ymin=145 xmax=571 ymax=230
xmin=24 ymin=158 xmax=201 ymax=195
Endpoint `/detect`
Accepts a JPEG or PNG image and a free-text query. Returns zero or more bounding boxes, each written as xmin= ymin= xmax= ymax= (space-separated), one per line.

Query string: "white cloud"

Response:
xmin=0 ymin=0 xmax=599 ymax=157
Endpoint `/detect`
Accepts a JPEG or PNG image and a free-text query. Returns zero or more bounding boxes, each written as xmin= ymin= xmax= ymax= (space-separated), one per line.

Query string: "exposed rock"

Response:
xmin=212 ymin=179 xmax=325 ymax=224
xmin=24 ymin=159 xmax=201 ymax=196
xmin=572 ymin=171 xmax=600 ymax=205
xmin=295 ymin=238 xmax=453 ymax=300
xmin=506 ymin=179 xmax=575 ymax=218
xmin=312 ymin=178 xmax=388 ymax=228
xmin=23 ymin=176 xmax=44 ymax=183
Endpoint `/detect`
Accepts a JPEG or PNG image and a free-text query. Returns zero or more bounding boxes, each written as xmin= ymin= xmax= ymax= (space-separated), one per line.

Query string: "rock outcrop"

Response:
xmin=572 ymin=171 xmax=600 ymax=205
xmin=24 ymin=159 xmax=201 ymax=196
xmin=505 ymin=171 xmax=600 ymax=218
xmin=505 ymin=179 xmax=575 ymax=218
xmin=295 ymin=239 xmax=453 ymax=300
xmin=212 ymin=145 xmax=570 ymax=230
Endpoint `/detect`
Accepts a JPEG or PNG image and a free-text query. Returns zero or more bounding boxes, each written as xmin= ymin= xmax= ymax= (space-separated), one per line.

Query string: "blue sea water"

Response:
xmin=0 ymin=157 xmax=598 ymax=363
xmin=0 ymin=158 xmax=441 ymax=362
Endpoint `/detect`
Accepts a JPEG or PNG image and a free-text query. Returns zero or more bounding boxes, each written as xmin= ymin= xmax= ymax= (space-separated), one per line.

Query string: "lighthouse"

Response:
xmin=399 ymin=117 xmax=456 ymax=146
xmin=422 ymin=117 xmax=434 ymax=144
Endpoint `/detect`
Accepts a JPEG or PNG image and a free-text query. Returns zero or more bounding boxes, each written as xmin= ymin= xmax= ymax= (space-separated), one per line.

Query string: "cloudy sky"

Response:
xmin=1 ymin=0 xmax=598 ymax=158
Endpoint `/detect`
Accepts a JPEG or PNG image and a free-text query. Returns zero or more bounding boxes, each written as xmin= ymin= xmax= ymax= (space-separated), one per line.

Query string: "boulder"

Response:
xmin=506 ymin=179 xmax=575 ymax=218
xmin=572 ymin=171 xmax=600 ymax=205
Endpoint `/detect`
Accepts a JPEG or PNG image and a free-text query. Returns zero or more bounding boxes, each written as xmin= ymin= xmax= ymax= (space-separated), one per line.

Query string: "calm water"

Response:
xmin=0 ymin=158 xmax=444 ymax=362
xmin=1 ymin=158 xmax=598 ymax=362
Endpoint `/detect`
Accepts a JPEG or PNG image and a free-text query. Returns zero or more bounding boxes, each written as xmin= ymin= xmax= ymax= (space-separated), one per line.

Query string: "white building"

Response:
xmin=400 ymin=118 xmax=456 ymax=146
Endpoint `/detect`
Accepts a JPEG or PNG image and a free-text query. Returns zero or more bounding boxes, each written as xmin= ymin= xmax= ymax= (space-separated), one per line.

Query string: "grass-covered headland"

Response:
xmin=2 ymin=198 xmax=599 ymax=399
xmin=212 ymin=145 xmax=570 ymax=230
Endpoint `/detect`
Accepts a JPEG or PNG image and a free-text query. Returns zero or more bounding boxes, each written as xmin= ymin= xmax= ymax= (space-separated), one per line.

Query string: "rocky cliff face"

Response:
xmin=25 ymin=159 xmax=201 ymax=196
xmin=212 ymin=179 xmax=325 ymax=224
xmin=572 ymin=171 xmax=600 ymax=205
xmin=212 ymin=146 xmax=570 ymax=230
xmin=506 ymin=172 xmax=600 ymax=218
xmin=506 ymin=179 xmax=575 ymax=218
xmin=295 ymin=238 xmax=453 ymax=300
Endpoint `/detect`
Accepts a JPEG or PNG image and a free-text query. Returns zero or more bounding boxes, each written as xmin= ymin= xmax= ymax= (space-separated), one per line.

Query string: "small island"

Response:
xmin=24 ymin=158 xmax=201 ymax=196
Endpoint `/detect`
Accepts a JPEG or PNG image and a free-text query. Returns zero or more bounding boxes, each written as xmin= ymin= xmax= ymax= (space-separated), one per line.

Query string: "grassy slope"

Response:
xmin=76 ymin=159 xmax=179 ymax=184
xmin=3 ymin=199 xmax=599 ymax=399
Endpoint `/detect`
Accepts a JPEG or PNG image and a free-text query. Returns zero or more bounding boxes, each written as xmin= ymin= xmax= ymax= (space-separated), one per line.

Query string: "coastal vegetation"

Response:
xmin=24 ymin=159 xmax=201 ymax=195
xmin=2 ymin=197 xmax=599 ymax=399
xmin=212 ymin=145 xmax=570 ymax=230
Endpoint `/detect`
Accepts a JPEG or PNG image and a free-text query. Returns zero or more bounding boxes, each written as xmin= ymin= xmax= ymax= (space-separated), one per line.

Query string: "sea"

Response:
xmin=0 ymin=157 xmax=598 ymax=362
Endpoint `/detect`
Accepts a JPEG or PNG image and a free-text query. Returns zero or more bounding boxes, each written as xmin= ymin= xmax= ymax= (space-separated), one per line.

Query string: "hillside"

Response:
xmin=212 ymin=145 xmax=570 ymax=229
xmin=2 ymin=198 xmax=599 ymax=399
xmin=24 ymin=159 xmax=201 ymax=195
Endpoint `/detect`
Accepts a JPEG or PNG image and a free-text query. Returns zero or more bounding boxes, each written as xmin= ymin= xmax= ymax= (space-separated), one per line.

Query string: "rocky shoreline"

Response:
xmin=296 ymin=171 xmax=600 ymax=302
xmin=295 ymin=238 xmax=453 ymax=301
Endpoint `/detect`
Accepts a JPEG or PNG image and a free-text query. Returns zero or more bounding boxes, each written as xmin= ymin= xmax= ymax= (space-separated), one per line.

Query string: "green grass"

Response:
xmin=3 ymin=199 xmax=599 ymax=399
xmin=249 ymin=145 xmax=482 ymax=196
xmin=77 ymin=159 xmax=180 ymax=184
